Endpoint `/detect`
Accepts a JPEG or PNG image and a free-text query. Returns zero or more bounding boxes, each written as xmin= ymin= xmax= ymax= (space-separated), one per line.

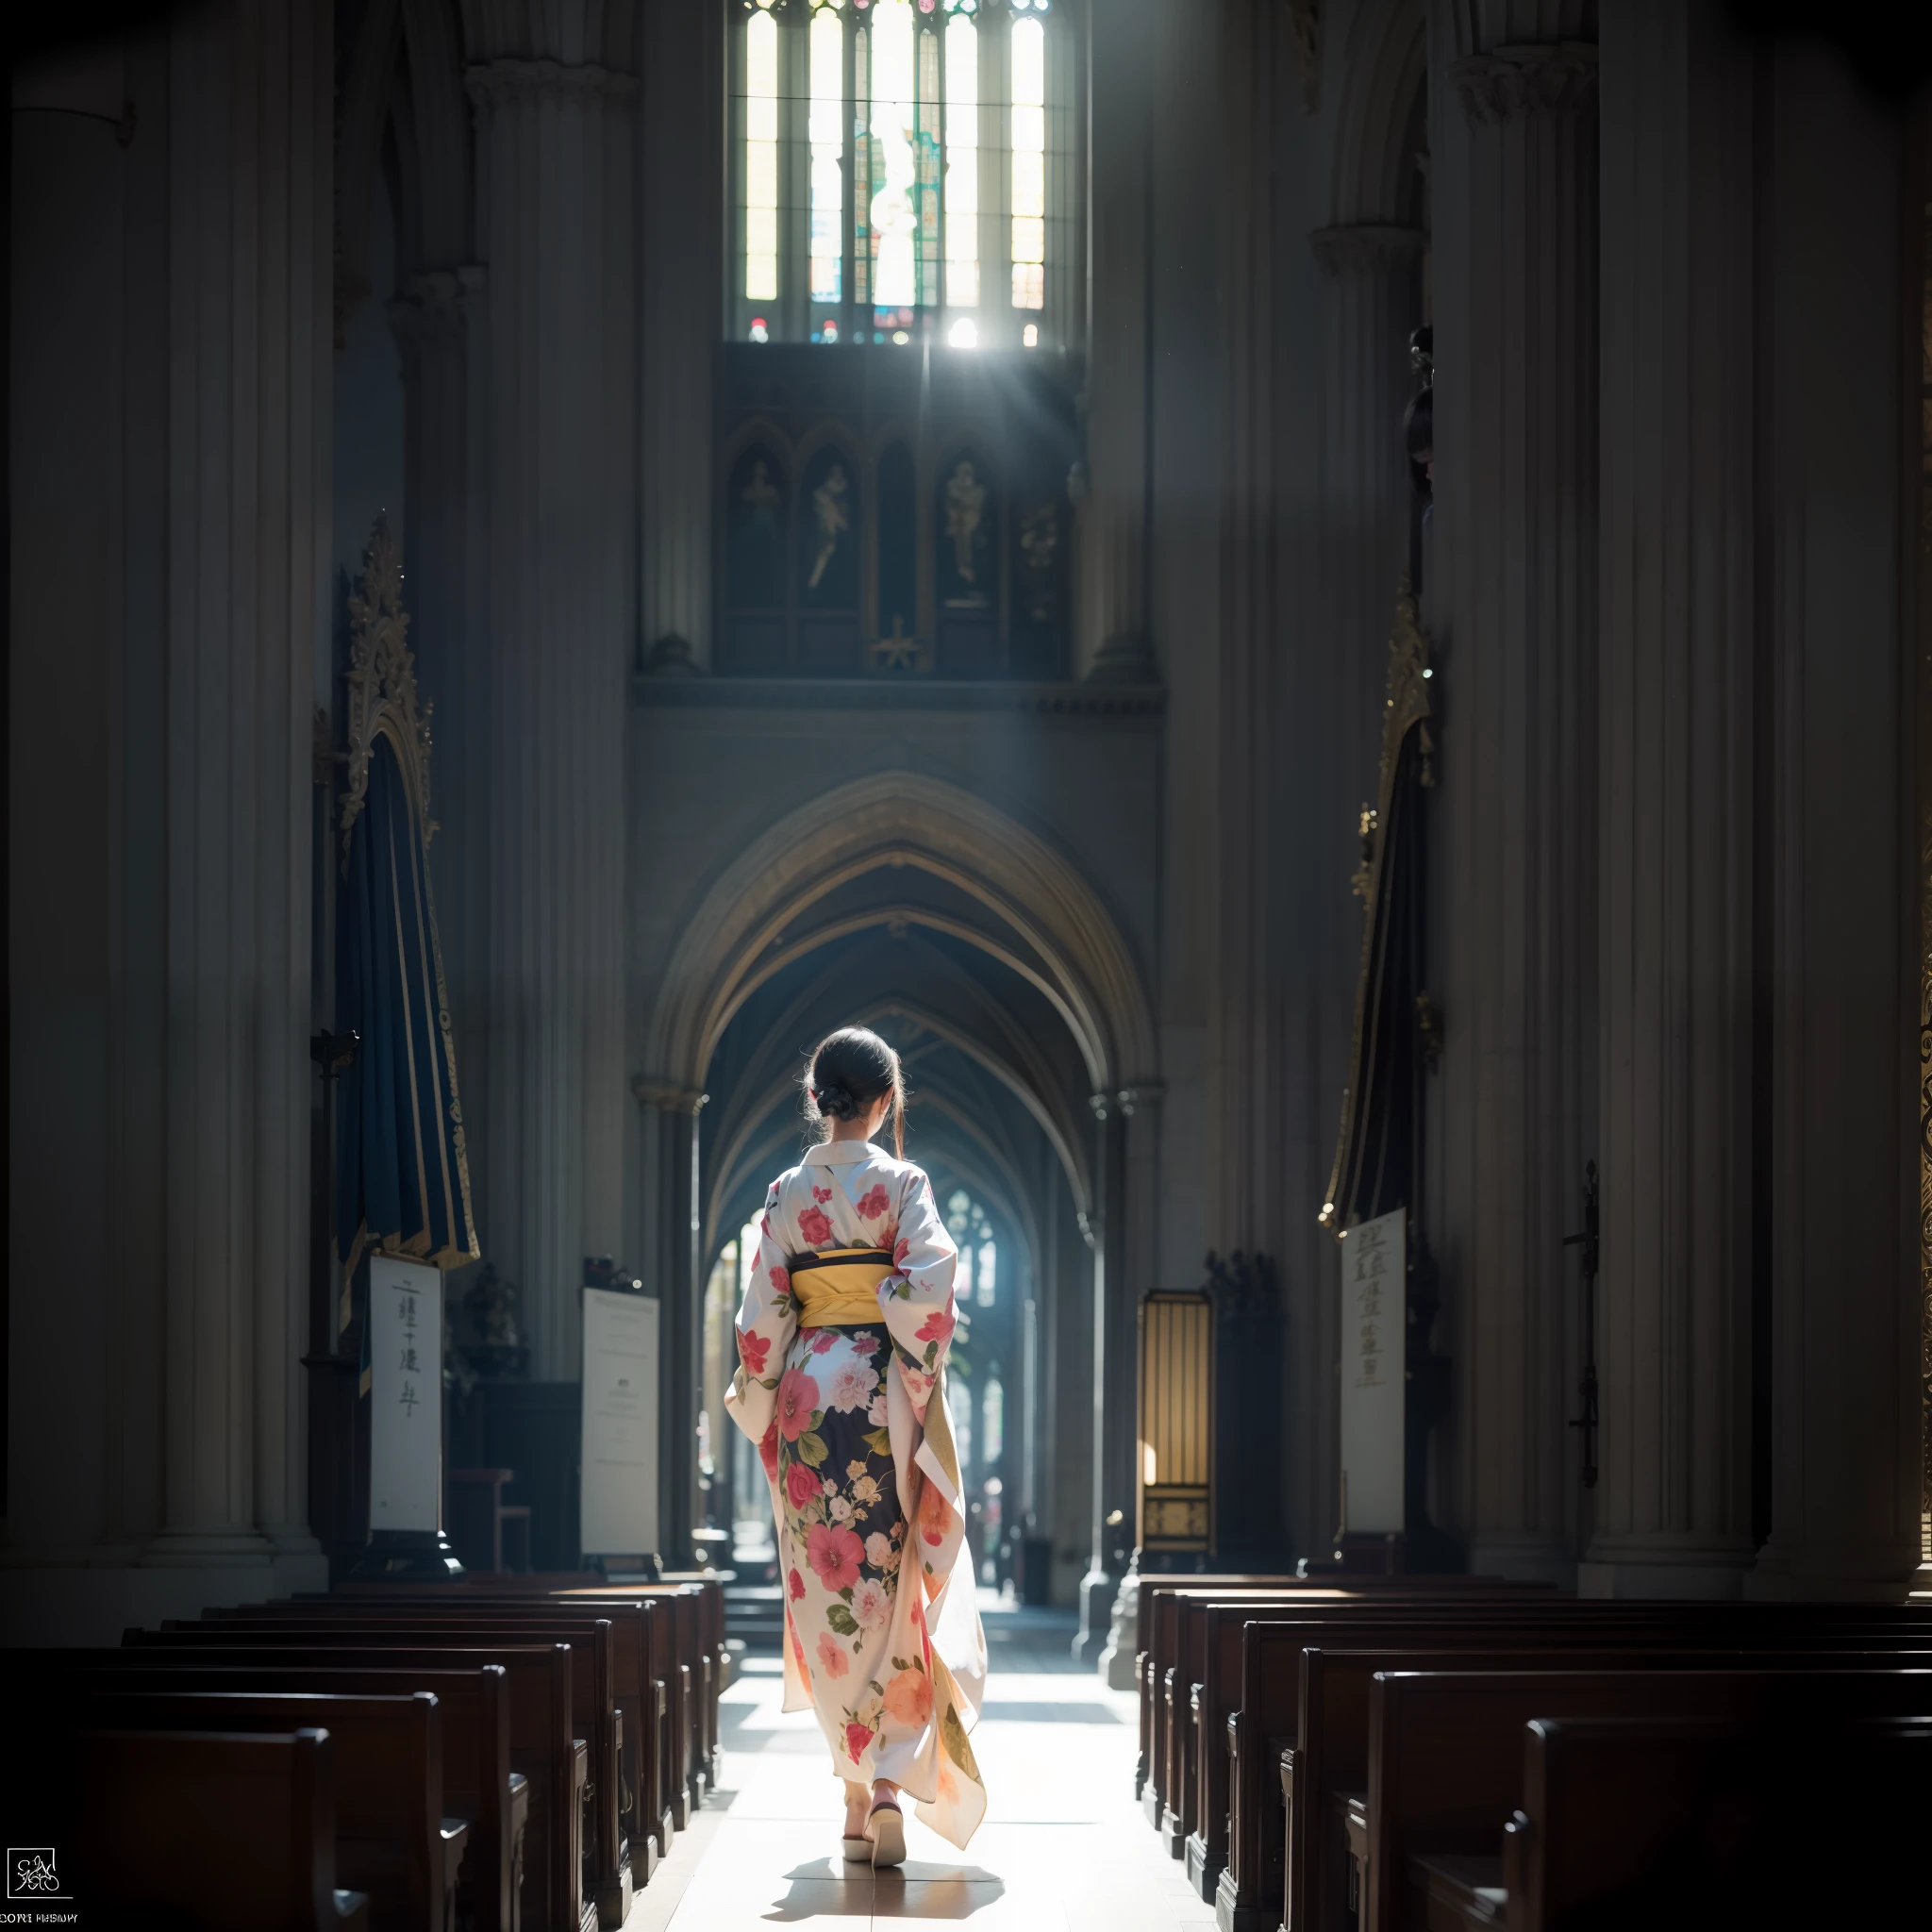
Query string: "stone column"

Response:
xmin=1747 ymin=44 xmax=1917 ymax=1601
xmin=464 ymin=42 xmax=638 ymax=1380
xmin=1077 ymin=0 xmax=1154 ymax=683
xmin=637 ymin=1083 xmax=707 ymax=1573
xmin=141 ymin=0 xmax=332 ymax=1593
xmin=1075 ymin=1096 xmax=1128 ymax=1662
xmin=639 ymin=0 xmax=720 ymax=673
xmin=1427 ymin=11 xmax=1598 ymax=1581
xmin=1581 ymin=0 xmax=1756 ymax=1600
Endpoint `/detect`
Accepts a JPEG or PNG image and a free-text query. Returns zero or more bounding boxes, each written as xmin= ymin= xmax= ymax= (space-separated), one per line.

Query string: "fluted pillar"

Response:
xmin=464 ymin=45 xmax=638 ymax=1378
xmin=1075 ymin=1094 xmax=1129 ymax=1662
xmin=640 ymin=0 xmax=719 ymax=671
xmin=1582 ymin=0 xmax=1756 ymax=1599
xmin=1428 ymin=10 xmax=1598 ymax=1580
xmin=1077 ymin=0 xmax=1154 ymax=682
xmin=135 ymin=0 xmax=332 ymax=1587
xmin=1747 ymin=42 xmax=1917 ymax=1601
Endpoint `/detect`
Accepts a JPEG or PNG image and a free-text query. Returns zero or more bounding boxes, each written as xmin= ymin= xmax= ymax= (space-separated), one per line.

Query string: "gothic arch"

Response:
xmin=644 ymin=771 xmax=1158 ymax=1099
xmin=1329 ymin=0 xmax=1427 ymax=228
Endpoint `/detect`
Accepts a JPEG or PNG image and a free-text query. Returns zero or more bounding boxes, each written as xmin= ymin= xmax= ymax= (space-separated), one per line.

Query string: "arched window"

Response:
xmin=731 ymin=0 xmax=1073 ymax=349
xmin=945 ymin=1188 xmax=998 ymax=1307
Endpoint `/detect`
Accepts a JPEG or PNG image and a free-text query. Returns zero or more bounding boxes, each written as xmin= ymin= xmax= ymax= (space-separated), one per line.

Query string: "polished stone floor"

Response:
xmin=626 ymin=1602 xmax=1215 ymax=1932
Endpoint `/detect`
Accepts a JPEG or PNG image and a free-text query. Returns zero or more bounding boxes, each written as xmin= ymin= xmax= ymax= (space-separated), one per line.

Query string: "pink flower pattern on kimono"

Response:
xmin=844 ymin=1722 xmax=874 ymax=1764
xmin=799 ymin=1206 xmax=833 ymax=1246
xmin=776 ymin=1368 xmax=820 ymax=1441
xmin=815 ymin=1632 xmax=850 ymax=1680
xmin=807 ymin=1522 xmax=864 ymax=1591
xmin=856 ymin=1184 xmax=891 ymax=1221
xmin=851 ymin=1575 xmax=891 ymax=1631
xmin=785 ymin=1460 xmax=822 ymax=1509
xmin=736 ymin=1328 xmax=771 ymax=1376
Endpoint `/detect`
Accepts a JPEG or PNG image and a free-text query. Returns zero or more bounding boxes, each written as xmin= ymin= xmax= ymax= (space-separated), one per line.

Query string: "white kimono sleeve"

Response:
xmin=724 ymin=1185 xmax=799 ymax=1457
xmin=879 ymin=1168 xmax=959 ymax=1423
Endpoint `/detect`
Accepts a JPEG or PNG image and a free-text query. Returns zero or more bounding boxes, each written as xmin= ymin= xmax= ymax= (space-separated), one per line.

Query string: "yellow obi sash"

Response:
xmin=791 ymin=1247 xmax=893 ymax=1326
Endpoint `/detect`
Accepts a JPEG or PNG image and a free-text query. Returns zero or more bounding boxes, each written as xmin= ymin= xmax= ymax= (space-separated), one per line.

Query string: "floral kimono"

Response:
xmin=724 ymin=1138 xmax=989 ymax=1848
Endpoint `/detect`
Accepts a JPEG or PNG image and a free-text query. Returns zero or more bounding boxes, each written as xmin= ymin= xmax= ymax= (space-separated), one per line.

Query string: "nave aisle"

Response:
xmin=630 ymin=1605 xmax=1210 ymax=1932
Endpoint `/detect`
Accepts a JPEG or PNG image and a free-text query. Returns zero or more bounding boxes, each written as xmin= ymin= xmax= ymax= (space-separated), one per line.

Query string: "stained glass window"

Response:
xmin=743 ymin=1 xmax=780 ymax=304
xmin=808 ymin=4 xmax=845 ymax=306
xmin=1009 ymin=11 xmax=1044 ymax=311
xmin=733 ymin=0 xmax=1064 ymax=347
xmin=944 ymin=8 xmax=978 ymax=312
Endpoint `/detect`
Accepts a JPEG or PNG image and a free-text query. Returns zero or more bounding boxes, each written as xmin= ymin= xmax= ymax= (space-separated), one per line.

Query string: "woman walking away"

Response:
xmin=724 ymin=1026 xmax=988 ymax=1865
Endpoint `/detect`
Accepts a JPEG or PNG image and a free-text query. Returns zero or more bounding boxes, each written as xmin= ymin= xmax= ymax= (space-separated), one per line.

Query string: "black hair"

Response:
xmin=803 ymin=1026 xmax=908 ymax=1158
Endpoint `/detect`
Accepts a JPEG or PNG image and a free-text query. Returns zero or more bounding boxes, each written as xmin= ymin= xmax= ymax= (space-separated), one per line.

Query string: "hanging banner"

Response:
xmin=581 ymin=1288 xmax=660 ymax=1559
xmin=370 ymin=1256 xmax=443 ymax=1534
xmin=1338 ymin=1207 xmax=1406 ymax=1535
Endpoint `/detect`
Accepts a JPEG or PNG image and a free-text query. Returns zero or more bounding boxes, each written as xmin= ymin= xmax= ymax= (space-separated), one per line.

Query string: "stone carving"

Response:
xmin=1287 ymin=0 xmax=1321 ymax=115
xmin=1308 ymin=224 xmax=1425 ymax=277
xmin=1449 ymin=41 xmax=1598 ymax=125
xmin=340 ymin=513 xmax=435 ymax=866
xmin=463 ymin=58 xmax=641 ymax=111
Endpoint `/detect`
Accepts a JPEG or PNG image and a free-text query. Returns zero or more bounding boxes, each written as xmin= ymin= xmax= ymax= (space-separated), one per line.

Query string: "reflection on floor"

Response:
xmin=626 ymin=1602 xmax=1215 ymax=1931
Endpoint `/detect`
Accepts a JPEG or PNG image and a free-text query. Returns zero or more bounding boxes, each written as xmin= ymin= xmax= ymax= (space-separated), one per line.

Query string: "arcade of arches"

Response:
xmin=8 ymin=0 xmax=1932 ymax=1693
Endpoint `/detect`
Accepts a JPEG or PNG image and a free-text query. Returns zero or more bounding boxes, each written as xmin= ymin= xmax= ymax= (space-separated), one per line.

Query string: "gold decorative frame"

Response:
xmin=1321 ymin=574 xmax=1434 ymax=1234
xmin=341 ymin=513 xmax=436 ymax=866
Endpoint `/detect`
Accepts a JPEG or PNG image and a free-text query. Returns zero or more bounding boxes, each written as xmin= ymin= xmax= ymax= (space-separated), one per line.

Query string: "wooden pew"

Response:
xmin=73 ymin=1727 xmax=373 ymax=1929
xmin=1366 ymin=1668 xmax=1932 ymax=1932
xmin=1215 ymin=1600 xmax=1932 ymax=1932
xmin=77 ymin=1690 xmax=461 ymax=1932
xmin=1293 ymin=1641 xmax=1932 ymax=1932
xmin=347 ymin=1573 xmax=724 ymax=1806
xmin=112 ymin=1637 xmax=584 ymax=1932
xmin=1171 ymin=1588 xmax=1560 ymax=1887
xmin=175 ymin=1607 xmax=628 ymax=1926
xmin=335 ymin=1576 xmax=708 ymax=1834
xmin=1133 ymin=1573 xmax=1545 ymax=1806
xmin=1505 ymin=1713 xmax=1932 ymax=1930
xmin=241 ymin=1594 xmax=669 ymax=1891
xmin=42 ymin=1658 xmax=525 ymax=1932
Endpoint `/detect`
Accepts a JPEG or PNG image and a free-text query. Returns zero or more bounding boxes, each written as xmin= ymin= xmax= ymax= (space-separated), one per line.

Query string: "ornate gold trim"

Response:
xmin=341 ymin=514 xmax=436 ymax=868
xmin=1320 ymin=575 xmax=1433 ymax=1234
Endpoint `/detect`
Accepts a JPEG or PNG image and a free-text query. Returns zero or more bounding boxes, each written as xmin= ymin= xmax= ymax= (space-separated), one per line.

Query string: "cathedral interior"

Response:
xmin=6 ymin=1 xmax=1932 ymax=1926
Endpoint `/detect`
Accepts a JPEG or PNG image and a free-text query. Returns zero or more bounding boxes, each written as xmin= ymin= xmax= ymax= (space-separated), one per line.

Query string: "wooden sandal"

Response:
xmin=841 ymin=1832 xmax=874 ymax=1862
xmin=868 ymin=1799 xmax=906 ymax=1870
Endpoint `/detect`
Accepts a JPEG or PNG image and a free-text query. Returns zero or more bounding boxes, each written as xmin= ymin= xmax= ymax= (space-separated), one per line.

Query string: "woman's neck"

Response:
xmin=825 ymin=1118 xmax=874 ymax=1144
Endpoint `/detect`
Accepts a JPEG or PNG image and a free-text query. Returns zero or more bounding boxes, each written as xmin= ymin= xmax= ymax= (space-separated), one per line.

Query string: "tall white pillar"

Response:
xmin=464 ymin=37 xmax=638 ymax=1378
xmin=1428 ymin=9 xmax=1599 ymax=1581
xmin=118 ymin=0 xmax=333 ymax=1590
xmin=1582 ymin=0 xmax=1756 ymax=1599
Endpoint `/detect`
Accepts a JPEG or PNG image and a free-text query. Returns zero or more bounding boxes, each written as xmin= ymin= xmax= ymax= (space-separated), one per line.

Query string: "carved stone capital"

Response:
xmin=1450 ymin=41 xmax=1598 ymax=126
xmin=633 ymin=1077 xmax=709 ymax=1116
xmin=464 ymin=58 xmax=641 ymax=113
xmin=1309 ymin=224 xmax=1426 ymax=277
xmin=387 ymin=265 xmax=486 ymax=348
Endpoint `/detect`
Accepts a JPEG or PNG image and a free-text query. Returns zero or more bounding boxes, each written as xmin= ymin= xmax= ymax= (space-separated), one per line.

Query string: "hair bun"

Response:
xmin=815 ymin=1079 xmax=861 ymax=1121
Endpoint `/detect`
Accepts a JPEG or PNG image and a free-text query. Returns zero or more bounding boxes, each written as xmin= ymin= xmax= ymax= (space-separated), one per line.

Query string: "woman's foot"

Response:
xmin=841 ymin=1779 xmax=872 ymax=1856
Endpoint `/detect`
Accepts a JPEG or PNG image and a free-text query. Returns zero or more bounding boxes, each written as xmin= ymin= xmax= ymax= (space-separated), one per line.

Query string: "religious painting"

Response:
xmin=725 ymin=442 xmax=788 ymax=612
xmin=875 ymin=441 xmax=919 ymax=654
xmin=797 ymin=442 xmax=860 ymax=609
xmin=936 ymin=449 xmax=996 ymax=609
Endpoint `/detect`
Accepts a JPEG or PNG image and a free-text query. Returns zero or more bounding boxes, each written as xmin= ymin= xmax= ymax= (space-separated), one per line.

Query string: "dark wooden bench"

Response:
xmin=45 ymin=1657 xmax=525 ymax=1932
xmin=1171 ymin=1588 xmax=1559 ymax=1889
xmin=175 ymin=1607 xmax=627 ymax=1927
xmin=1366 ymin=1668 xmax=1932 ymax=1932
xmin=72 ymin=1727 xmax=373 ymax=1928
xmin=333 ymin=1576 xmax=712 ymax=1834
xmin=237 ymin=1595 xmax=665 ymax=1898
xmin=1506 ymin=1713 xmax=1932 ymax=1930
xmin=79 ymin=1690 xmax=461 ymax=1932
xmin=1215 ymin=1600 xmax=1932 ymax=1932
xmin=112 ymin=1637 xmax=583 ymax=1932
